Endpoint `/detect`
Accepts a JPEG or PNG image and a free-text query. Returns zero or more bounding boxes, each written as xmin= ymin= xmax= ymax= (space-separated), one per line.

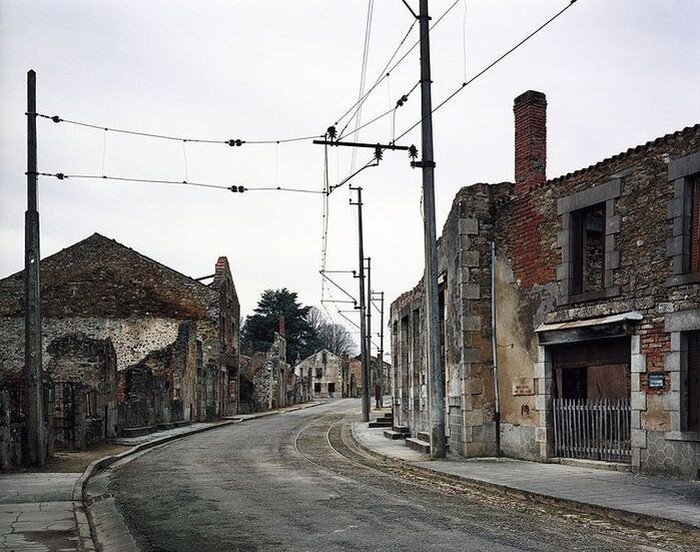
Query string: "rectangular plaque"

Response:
xmin=512 ymin=378 xmax=534 ymax=396
xmin=647 ymin=373 xmax=665 ymax=389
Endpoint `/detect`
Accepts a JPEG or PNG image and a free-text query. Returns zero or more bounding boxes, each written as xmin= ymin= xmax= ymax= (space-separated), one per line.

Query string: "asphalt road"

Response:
xmin=106 ymin=399 xmax=697 ymax=552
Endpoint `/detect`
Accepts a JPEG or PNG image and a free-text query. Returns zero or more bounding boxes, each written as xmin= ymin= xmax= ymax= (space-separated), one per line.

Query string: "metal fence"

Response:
xmin=552 ymin=398 xmax=631 ymax=463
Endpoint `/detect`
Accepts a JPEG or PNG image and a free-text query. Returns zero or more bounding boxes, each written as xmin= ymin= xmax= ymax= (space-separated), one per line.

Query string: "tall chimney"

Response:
xmin=278 ymin=315 xmax=286 ymax=337
xmin=514 ymin=90 xmax=547 ymax=194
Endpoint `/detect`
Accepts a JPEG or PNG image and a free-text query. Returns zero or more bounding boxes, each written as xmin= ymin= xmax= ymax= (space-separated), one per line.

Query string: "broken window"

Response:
xmin=571 ymin=203 xmax=606 ymax=295
xmin=685 ymin=331 xmax=700 ymax=432
xmin=328 ymin=383 xmax=335 ymax=394
xmin=314 ymin=382 xmax=321 ymax=394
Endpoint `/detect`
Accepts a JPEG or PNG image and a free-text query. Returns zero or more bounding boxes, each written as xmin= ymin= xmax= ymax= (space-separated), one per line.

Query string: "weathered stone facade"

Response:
xmin=391 ymin=90 xmax=700 ymax=478
xmin=296 ymin=349 xmax=345 ymax=398
xmin=0 ymin=233 xmax=241 ymax=461
xmin=240 ymin=332 xmax=309 ymax=412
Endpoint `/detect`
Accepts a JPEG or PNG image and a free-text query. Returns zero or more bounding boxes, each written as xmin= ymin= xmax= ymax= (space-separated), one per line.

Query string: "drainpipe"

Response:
xmin=491 ymin=241 xmax=501 ymax=456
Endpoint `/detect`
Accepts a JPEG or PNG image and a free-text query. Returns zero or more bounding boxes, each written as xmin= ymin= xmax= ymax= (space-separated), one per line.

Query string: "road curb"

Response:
xmin=78 ymin=401 xmax=327 ymax=550
xmin=348 ymin=424 xmax=699 ymax=536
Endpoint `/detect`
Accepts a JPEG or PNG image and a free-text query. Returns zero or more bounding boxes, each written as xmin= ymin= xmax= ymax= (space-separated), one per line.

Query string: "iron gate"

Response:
xmin=552 ymin=398 xmax=631 ymax=463
xmin=53 ymin=381 xmax=78 ymax=447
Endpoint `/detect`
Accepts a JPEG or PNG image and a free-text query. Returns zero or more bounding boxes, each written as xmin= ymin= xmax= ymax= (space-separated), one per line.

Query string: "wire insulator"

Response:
xmin=51 ymin=116 xmax=61 ymax=123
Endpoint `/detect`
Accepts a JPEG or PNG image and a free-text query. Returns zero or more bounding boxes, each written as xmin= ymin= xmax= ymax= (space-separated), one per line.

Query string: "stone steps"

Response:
xmin=368 ymin=419 xmax=392 ymax=428
xmin=405 ymin=437 xmax=431 ymax=454
xmin=383 ymin=429 xmax=409 ymax=440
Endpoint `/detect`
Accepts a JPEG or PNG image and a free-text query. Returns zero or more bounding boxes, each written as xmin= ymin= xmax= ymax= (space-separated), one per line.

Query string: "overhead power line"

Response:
xmin=333 ymin=0 xmax=460 ymax=129
xmin=395 ymin=0 xmax=579 ymax=142
xmin=32 ymin=172 xmax=325 ymax=195
xmin=30 ymin=112 xmax=323 ymax=146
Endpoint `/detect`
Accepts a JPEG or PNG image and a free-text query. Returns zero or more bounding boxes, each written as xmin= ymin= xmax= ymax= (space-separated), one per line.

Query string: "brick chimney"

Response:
xmin=514 ymin=90 xmax=547 ymax=194
xmin=278 ymin=315 xmax=286 ymax=337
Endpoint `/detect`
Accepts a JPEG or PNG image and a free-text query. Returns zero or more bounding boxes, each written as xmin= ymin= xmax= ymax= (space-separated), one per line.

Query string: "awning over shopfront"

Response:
xmin=535 ymin=311 xmax=643 ymax=345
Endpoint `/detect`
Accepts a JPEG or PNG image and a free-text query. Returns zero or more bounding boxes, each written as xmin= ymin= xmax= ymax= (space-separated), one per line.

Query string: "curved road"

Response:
xmin=104 ymin=399 xmax=695 ymax=551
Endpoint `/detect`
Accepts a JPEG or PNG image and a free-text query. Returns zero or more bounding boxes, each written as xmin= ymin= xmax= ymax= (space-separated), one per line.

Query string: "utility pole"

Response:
xmin=366 ymin=256 xmax=372 ymax=405
xmin=417 ymin=0 xmax=446 ymax=458
xmin=350 ymin=186 xmax=370 ymax=422
xmin=378 ymin=291 xmax=385 ymax=406
xmin=25 ymin=69 xmax=45 ymax=466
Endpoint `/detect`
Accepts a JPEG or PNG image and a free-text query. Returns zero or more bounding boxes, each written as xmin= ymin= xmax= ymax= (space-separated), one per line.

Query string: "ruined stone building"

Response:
xmin=348 ymin=354 xmax=391 ymax=399
xmin=296 ymin=349 xmax=346 ymax=398
xmin=391 ymin=91 xmax=700 ymax=478
xmin=0 ymin=233 xmax=240 ymax=464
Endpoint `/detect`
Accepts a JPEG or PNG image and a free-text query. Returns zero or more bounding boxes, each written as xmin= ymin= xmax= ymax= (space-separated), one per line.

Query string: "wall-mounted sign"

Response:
xmin=512 ymin=377 xmax=535 ymax=396
xmin=647 ymin=373 xmax=665 ymax=389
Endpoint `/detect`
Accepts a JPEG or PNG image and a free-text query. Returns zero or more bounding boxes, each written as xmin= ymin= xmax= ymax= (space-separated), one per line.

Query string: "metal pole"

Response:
xmin=379 ymin=291 xmax=385 ymax=408
xmin=24 ymin=69 xmax=45 ymax=466
xmin=418 ymin=0 xmax=446 ymax=459
xmin=366 ymin=257 xmax=372 ymax=407
xmin=491 ymin=241 xmax=501 ymax=455
xmin=350 ymin=186 xmax=370 ymax=422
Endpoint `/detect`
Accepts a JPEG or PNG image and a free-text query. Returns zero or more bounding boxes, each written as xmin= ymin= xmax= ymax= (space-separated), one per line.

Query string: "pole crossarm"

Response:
xmin=313 ymin=139 xmax=413 ymax=152
xmin=321 ymin=299 xmax=357 ymax=305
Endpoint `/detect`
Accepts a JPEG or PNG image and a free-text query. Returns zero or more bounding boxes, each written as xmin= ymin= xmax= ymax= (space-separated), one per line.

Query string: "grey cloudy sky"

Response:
xmin=1 ymin=1 xmax=699 ymax=351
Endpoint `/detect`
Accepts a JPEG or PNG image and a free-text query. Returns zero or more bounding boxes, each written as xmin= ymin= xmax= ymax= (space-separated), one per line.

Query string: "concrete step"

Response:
xmin=393 ymin=425 xmax=410 ymax=433
xmin=368 ymin=419 xmax=393 ymax=428
xmin=381 ymin=412 xmax=393 ymax=420
xmin=405 ymin=437 xmax=431 ymax=454
xmin=383 ymin=429 xmax=409 ymax=440
xmin=120 ymin=425 xmax=156 ymax=438
xmin=417 ymin=431 xmax=430 ymax=442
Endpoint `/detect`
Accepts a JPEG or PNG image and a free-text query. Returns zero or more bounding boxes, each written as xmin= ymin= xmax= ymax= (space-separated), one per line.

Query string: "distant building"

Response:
xmin=390 ymin=91 xmax=700 ymax=478
xmin=296 ymin=349 xmax=346 ymax=398
xmin=0 ymin=233 xmax=240 ymax=467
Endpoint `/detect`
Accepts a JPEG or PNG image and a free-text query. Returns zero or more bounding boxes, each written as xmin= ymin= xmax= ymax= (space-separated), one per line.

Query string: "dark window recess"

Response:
xmin=690 ymin=179 xmax=700 ymax=273
xmin=314 ymin=382 xmax=321 ymax=394
xmin=551 ymin=337 xmax=630 ymax=400
xmin=438 ymin=285 xmax=446 ymax=372
xmin=328 ymin=383 xmax=335 ymax=394
xmin=571 ymin=203 xmax=606 ymax=295
xmin=686 ymin=331 xmax=700 ymax=432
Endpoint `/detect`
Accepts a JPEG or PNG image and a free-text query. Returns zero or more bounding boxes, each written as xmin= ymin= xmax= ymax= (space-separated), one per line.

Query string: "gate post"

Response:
xmin=74 ymin=383 xmax=86 ymax=451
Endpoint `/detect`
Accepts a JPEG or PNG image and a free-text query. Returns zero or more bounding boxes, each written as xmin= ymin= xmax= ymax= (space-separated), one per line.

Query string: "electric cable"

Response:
xmin=30 ymin=112 xmax=323 ymax=146
xmin=33 ymin=172 xmax=325 ymax=194
xmin=395 ymin=0 xmax=579 ymax=143
xmin=333 ymin=0 xmax=460 ymax=130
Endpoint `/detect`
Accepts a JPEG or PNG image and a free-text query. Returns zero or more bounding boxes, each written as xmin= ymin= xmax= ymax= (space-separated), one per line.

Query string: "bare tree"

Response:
xmin=305 ymin=307 xmax=357 ymax=357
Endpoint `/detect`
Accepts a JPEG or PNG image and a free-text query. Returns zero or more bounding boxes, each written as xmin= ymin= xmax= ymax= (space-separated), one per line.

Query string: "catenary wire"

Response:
xmin=30 ymin=112 xmax=323 ymax=146
xmin=349 ymin=0 xmax=376 ymax=173
xmin=395 ymin=0 xmax=579 ymax=143
xmin=33 ymin=172 xmax=325 ymax=194
xmin=334 ymin=0 xmax=460 ymax=129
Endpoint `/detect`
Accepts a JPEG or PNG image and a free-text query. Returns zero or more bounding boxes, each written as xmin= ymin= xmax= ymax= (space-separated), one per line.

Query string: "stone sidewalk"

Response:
xmin=352 ymin=423 xmax=700 ymax=532
xmin=0 ymin=473 xmax=92 ymax=551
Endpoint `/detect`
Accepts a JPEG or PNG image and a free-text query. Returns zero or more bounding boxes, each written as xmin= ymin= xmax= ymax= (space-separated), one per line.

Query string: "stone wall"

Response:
xmin=0 ymin=233 xmax=242 ymax=461
xmin=390 ymin=89 xmax=700 ymax=477
xmin=297 ymin=349 xmax=343 ymax=398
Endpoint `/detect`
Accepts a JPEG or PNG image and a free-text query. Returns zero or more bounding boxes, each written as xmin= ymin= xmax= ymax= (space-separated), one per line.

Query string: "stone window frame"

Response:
xmin=666 ymin=151 xmax=700 ymax=287
xmin=556 ymin=178 xmax=621 ymax=304
xmin=664 ymin=310 xmax=700 ymax=443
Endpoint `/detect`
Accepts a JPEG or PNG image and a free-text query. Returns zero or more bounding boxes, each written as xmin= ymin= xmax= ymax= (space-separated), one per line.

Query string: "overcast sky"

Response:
xmin=1 ymin=0 xmax=699 ymax=352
